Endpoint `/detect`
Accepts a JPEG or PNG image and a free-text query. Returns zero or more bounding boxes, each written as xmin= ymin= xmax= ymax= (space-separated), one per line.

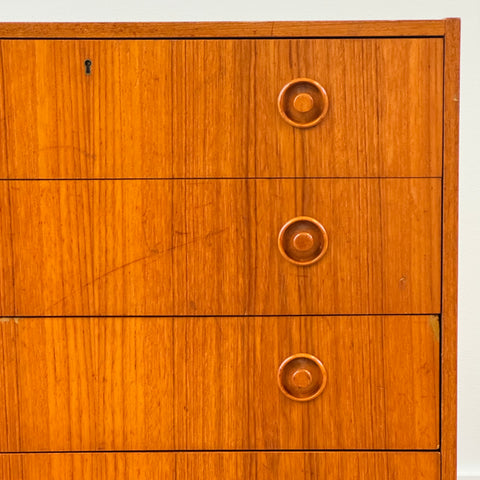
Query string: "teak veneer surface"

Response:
xmin=0 ymin=18 xmax=459 ymax=480
xmin=0 ymin=452 xmax=440 ymax=480
xmin=0 ymin=178 xmax=441 ymax=316
xmin=0 ymin=38 xmax=442 ymax=178
xmin=441 ymin=18 xmax=461 ymax=480
xmin=0 ymin=316 xmax=439 ymax=451
xmin=0 ymin=20 xmax=446 ymax=37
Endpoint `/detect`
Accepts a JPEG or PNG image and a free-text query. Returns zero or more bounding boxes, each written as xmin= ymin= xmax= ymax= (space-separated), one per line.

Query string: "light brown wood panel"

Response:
xmin=0 ymin=179 xmax=440 ymax=316
xmin=0 ymin=452 xmax=441 ymax=479
xmin=177 ymin=38 xmax=443 ymax=178
xmin=0 ymin=189 xmax=15 ymax=315
xmin=0 ymin=20 xmax=446 ymax=38
xmin=0 ymin=317 xmax=20 ymax=452
xmin=0 ymin=40 xmax=173 ymax=179
xmin=441 ymin=17 xmax=461 ymax=480
xmin=88 ymin=40 xmax=174 ymax=178
xmin=174 ymin=315 xmax=440 ymax=450
xmin=0 ymin=38 xmax=442 ymax=178
xmin=0 ymin=316 xmax=439 ymax=451
xmin=0 ymin=41 xmax=93 ymax=178
xmin=0 ymin=180 xmax=176 ymax=316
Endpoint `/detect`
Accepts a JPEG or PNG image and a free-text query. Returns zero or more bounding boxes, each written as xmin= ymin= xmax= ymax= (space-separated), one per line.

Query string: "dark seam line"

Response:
xmin=0 ymin=313 xmax=441 ymax=319
xmin=0 ymin=36 xmax=445 ymax=41
xmin=0 ymin=448 xmax=442 ymax=455
xmin=0 ymin=176 xmax=443 ymax=181
xmin=438 ymin=34 xmax=447 ymax=454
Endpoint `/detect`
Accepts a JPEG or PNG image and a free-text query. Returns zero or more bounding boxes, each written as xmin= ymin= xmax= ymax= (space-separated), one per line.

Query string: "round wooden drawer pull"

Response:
xmin=278 ymin=354 xmax=327 ymax=402
xmin=277 ymin=78 xmax=329 ymax=128
xmin=278 ymin=216 xmax=328 ymax=266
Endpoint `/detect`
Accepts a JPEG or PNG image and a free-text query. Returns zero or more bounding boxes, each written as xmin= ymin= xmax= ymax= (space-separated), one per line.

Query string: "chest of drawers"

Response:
xmin=0 ymin=19 xmax=459 ymax=480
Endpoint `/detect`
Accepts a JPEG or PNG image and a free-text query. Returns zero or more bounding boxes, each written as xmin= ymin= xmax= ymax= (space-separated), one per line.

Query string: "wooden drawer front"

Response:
xmin=0 ymin=316 xmax=439 ymax=451
xmin=0 ymin=452 xmax=440 ymax=479
xmin=0 ymin=38 xmax=442 ymax=179
xmin=0 ymin=178 xmax=441 ymax=316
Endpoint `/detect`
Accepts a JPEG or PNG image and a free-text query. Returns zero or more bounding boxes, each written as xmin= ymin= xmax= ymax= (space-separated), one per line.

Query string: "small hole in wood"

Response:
xmin=84 ymin=59 xmax=92 ymax=75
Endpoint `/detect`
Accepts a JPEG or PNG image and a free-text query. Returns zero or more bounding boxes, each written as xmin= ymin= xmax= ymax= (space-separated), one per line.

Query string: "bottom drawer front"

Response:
xmin=0 ymin=315 xmax=439 ymax=451
xmin=0 ymin=452 xmax=440 ymax=479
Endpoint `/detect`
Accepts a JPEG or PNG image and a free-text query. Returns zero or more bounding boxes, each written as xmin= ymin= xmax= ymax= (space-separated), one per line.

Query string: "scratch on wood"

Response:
xmin=38 ymin=145 xmax=96 ymax=159
xmin=0 ymin=317 xmax=20 ymax=324
xmin=43 ymin=228 xmax=228 ymax=313
xmin=399 ymin=275 xmax=407 ymax=289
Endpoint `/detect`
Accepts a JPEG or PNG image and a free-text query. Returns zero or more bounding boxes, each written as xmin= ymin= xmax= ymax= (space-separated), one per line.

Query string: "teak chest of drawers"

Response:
xmin=0 ymin=19 xmax=459 ymax=480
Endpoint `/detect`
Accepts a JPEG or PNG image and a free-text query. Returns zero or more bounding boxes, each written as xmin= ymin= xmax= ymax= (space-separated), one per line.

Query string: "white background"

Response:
xmin=1 ymin=0 xmax=479 ymax=477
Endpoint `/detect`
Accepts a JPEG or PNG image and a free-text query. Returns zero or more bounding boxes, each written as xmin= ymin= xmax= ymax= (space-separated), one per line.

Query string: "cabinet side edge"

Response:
xmin=441 ymin=16 xmax=460 ymax=480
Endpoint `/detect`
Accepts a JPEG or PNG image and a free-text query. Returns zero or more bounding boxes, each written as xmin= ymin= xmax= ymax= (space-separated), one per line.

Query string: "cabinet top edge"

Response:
xmin=0 ymin=19 xmax=457 ymax=39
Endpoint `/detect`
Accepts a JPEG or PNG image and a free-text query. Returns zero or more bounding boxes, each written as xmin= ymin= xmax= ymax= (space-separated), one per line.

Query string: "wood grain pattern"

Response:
xmin=0 ymin=20 xmax=446 ymax=38
xmin=0 ymin=316 xmax=439 ymax=451
xmin=0 ymin=452 xmax=440 ymax=479
xmin=0 ymin=40 xmax=173 ymax=179
xmin=0 ymin=38 xmax=443 ymax=178
xmin=0 ymin=179 xmax=441 ymax=316
xmin=177 ymin=38 xmax=442 ymax=178
xmin=441 ymin=17 xmax=460 ymax=480
xmin=0 ymin=21 xmax=458 ymax=477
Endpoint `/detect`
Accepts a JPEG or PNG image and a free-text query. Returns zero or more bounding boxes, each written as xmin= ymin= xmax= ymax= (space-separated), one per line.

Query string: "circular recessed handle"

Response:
xmin=278 ymin=216 xmax=328 ymax=266
xmin=277 ymin=353 xmax=327 ymax=402
xmin=277 ymin=78 xmax=329 ymax=128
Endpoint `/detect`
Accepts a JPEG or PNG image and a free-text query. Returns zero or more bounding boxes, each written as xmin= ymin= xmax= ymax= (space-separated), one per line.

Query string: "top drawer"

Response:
xmin=0 ymin=38 xmax=443 ymax=179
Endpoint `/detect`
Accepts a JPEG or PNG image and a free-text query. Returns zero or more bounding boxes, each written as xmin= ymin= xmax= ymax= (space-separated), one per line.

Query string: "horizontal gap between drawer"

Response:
xmin=0 ymin=448 xmax=442 ymax=455
xmin=0 ymin=313 xmax=441 ymax=319
xmin=0 ymin=36 xmax=445 ymax=41
xmin=0 ymin=176 xmax=443 ymax=182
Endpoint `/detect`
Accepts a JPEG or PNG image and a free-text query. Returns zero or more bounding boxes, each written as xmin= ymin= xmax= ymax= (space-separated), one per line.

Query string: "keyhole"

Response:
xmin=84 ymin=59 xmax=92 ymax=75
